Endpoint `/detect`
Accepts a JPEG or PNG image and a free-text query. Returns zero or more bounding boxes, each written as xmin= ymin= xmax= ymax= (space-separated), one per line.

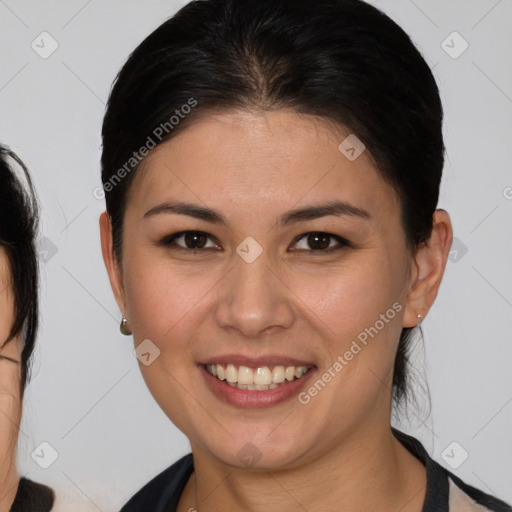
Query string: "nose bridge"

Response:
xmin=215 ymin=242 xmax=294 ymax=336
xmin=234 ymin=247 xmax=272 ymax=299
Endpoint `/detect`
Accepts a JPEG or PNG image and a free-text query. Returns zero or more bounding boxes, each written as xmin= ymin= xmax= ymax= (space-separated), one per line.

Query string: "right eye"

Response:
xmin=159 ymin=231 xmax=220 ymax=252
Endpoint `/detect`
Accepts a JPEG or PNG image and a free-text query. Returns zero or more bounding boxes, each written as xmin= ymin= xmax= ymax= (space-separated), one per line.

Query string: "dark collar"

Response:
xmin=392 ymin=428 xmax=449 ymax=511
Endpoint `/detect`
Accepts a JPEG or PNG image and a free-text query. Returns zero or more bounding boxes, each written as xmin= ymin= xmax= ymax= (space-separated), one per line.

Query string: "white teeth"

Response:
xmin=238 ymin=366 xmax=254 ymax=385
xmin=285 ymin=366 xmax=296 ymax=381
xmin=205 ymin=363 xmax=311 ymax=389
xmin=272 ymin=365 xmax=285 ymax=383
xmin=295 ymin=366 xmax=308 ymax=378
xmin=226 ymin=364 xmax=237 ymax=383
xmin=254 ymin=367 xmax=272 ymax=386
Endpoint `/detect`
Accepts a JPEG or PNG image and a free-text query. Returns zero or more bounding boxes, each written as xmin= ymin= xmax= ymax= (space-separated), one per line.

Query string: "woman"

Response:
xmin=99 ymin=0 xmax=511 ymax=510
xmin=0 ymin=145 xmax=55 ymax=510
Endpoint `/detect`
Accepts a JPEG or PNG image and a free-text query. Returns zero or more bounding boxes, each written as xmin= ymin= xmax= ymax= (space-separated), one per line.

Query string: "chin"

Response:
xmin=194 ymin=425 xmax=311 ymax=471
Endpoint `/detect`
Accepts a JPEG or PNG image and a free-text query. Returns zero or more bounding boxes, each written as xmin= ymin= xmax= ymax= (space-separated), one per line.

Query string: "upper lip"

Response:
xmin=199 ymin=354 xmax=316 ymax=368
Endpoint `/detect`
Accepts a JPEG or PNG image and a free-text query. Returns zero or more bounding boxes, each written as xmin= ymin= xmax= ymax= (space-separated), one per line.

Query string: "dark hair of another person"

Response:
xmin=0 ymin=145 xmax=39 ymax=395
xmin=100 ymin=0 xmax=444 ymax=409
xmin=0 ymin=145 xmax=55 ymax=510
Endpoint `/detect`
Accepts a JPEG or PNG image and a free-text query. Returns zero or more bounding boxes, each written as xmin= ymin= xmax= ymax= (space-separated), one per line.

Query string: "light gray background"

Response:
xmin=0 ymin=0 xmax=511 ymax=510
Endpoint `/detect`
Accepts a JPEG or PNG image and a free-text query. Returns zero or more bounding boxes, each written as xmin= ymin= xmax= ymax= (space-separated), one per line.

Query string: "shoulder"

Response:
xmin=120 ymin=453 xmax=194 ymax=512
xmin=444 ymin=470 xmax=511 ymax=512
xmin=392 ymin=428 xmax=511 ymax=512
xmin=9 ymin=477 xmax=55 ymax=512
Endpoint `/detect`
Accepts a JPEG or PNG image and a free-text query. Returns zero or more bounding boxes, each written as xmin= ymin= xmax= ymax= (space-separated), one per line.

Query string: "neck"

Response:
xmin=0 ymin=472 xmax=19 ymax=512
xmin=178 ymin=424 xmax=427 ymax=512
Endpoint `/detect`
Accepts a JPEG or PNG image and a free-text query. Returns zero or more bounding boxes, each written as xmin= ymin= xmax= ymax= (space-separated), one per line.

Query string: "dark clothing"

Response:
xmin=10 ymin=477 xmax=55 ymax=511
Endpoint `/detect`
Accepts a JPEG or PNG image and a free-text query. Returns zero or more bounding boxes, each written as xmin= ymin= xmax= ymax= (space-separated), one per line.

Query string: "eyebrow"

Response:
xmin=143 ymin=200 xmax=371 ymax=227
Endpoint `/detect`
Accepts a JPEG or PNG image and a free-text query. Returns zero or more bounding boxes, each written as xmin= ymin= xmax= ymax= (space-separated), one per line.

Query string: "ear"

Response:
xmin=403 ymin=209 xmax=453 ymax=327
xmin=99 ymin=211 xmax=127 ymax=316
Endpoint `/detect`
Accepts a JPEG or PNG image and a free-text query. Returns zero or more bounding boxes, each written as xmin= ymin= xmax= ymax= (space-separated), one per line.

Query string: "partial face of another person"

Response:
xmin=102 ymin=109 xmax=432 ymax=470
xmin=0 ymin=248 xmax=22 ymax=506
xmin=0 ymin=249 xmax=21 ymax=365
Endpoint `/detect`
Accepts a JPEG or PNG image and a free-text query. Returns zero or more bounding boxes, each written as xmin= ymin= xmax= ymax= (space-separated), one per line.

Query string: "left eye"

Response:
xmin=291 ymin=232 xmax=351 ymax=253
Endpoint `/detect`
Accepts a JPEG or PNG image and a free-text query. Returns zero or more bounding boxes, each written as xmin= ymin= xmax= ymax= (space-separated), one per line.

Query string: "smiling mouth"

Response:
xmin=204 ymin=363 xmax=313 ymax=390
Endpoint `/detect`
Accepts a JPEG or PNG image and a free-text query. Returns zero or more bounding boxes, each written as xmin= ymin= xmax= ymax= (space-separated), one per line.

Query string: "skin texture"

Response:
xmin=0 ymin=249 xmax=21 ymax=510
xmin=100 ymin=109 xmax=452 ymax=511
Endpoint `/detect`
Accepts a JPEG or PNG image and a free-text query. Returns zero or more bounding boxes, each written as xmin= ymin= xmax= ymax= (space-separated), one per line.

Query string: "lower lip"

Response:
xmin=198 ymin=365 xmax=316 ymax=408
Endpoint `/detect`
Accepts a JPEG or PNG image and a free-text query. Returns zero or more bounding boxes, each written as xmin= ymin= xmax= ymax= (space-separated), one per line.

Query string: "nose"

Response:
xmin=214 ymin=246 xmax=295 ymax=338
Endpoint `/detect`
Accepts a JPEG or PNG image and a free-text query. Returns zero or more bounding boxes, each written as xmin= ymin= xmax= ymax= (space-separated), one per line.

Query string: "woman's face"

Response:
xmin=103 ymin=109 xmax=422 ymax=469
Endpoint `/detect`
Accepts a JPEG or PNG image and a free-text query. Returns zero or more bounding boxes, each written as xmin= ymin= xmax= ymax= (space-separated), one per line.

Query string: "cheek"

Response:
xmin=290 ymin=260 xmax=409 ymax=422
xmin=122 ymin=250 xmax=222 ymax=357
xmin=290 ymin=262 xmax=407 ymax=422
xmin=294 ymin=259 xmax=406 ymax=346
xmin=120 ymin=254 xmax=213 ymax=424
xmin=0 ymin=291 xmax=15 ymax=344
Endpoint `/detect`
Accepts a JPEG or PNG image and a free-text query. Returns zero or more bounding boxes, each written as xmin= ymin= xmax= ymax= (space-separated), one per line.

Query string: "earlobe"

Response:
xmin=99 ymin=211 xmax=127 ymax=316
xmin=403 ymin=209 xmax=453 ymax=327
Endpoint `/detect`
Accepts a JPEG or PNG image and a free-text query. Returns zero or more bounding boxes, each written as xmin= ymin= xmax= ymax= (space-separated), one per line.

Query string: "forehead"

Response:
xmin=125 ymin=109 xmax=399 ymax=219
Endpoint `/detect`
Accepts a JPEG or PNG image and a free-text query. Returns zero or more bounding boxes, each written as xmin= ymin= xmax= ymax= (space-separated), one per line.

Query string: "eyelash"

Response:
xmin=159 ymin=230 xmax=353 ymax=255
